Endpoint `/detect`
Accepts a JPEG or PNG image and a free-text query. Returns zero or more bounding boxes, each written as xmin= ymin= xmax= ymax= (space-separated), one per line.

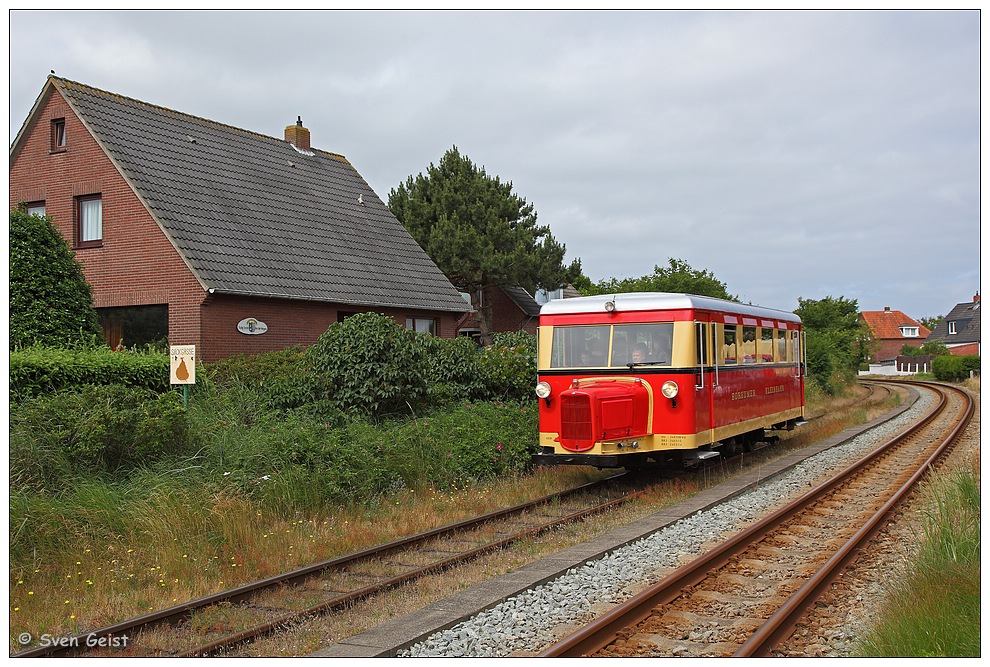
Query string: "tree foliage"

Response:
xmin=582 ymin=258 xmax=736 ymax=301
xmin=901 ymin=339 xmax=950 ymax=357
xmin=795 ymin=295 xmax=871 ymax=393
xmin=388 ymin=146 xmax=580 ymax=343
xmin=10 ymin=208 xmax=103 ymax=349
xmin=919 ymin=315 xmax=944 ymax=332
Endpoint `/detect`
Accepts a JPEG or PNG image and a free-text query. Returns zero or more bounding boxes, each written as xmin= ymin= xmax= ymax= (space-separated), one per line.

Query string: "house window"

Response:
xmin=77 ymin=195 xmax=103 ymax=246
xmin=99 ymin=305 xmax=169 ymax=350
xmin=26 ymin=201 xmax=46 ymax=217
xmin=899 ymin=326 xmax=919 ymax=338
xmin=406 ymin=318 xmax=436 ymax=335
xmin=52 ymin=119 xmax=66 ymax=151
xmin=948 ymin=321 xmax=957 ymax=335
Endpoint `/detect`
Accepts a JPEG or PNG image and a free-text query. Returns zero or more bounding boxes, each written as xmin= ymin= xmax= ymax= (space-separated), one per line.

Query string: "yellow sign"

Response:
xmin=170 ymin=345 xmax=196 ymax=385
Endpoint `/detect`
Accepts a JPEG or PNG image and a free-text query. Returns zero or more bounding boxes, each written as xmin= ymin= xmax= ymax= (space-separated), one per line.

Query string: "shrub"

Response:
xmin=9 ymin=208 xmax=103 ymax=349
xmin=204 ymin=345 xmax=308 ymax=389
xmin=9 ymin=385 xmax=191 ymax=491
xmin=933 ymin=355 xmax=980 ymax=382
xmin=478 ymin=331 xmax=537 ymax=401
xmin=420 ymin=334 xmax=487 ymax=405
xmin=305 ymin=313 xmax=429 ymax=416
xmin=9 ymin=346 xmax=170 ymax=401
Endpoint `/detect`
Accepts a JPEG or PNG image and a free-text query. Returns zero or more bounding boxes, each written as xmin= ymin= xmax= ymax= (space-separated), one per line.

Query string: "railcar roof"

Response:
xmin=540 ymin=292 xmax=801 ymax=323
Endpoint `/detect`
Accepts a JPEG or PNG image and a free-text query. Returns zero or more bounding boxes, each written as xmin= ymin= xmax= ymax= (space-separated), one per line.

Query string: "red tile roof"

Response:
xmin=860 ymin=309 xmax=931 ymax=341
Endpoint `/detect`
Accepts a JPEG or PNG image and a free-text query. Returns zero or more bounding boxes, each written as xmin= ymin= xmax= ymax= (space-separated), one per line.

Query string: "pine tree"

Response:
xmin=389 ymin=146 xmax=580 ymax=343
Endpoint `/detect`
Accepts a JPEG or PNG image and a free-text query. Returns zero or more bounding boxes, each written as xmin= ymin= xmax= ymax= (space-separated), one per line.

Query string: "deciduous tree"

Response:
xmin=583 ymin=257 xmax=736 ymax=301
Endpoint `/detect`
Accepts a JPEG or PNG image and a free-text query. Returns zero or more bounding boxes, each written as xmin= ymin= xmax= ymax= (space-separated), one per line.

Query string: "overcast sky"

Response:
xmin=8 ymin=9 xmax=982 ymax=321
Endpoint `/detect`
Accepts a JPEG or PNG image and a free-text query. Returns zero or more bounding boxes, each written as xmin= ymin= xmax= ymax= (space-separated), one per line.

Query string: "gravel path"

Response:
xmin=400 ymin=390 xmax=941 ymax=658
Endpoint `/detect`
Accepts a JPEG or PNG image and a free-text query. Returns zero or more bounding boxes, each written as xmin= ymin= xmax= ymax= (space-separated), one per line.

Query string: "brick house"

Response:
xmin=455 ymin=285 xmax=542 ymax=342
xmin=925 ymin=293 xmax=981 ymax=356
xmin=10 ymin=76 xmax=470 ymax=362
xmin=858 ymin=307 xmax=932 ymax=363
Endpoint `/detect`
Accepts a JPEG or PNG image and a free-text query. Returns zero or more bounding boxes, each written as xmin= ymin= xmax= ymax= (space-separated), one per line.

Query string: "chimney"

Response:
xmin=974 ymin=292 xmax=981 ymax=303
xmin=884 ymin=306 xmax=891 ymax=312
xmin=284 ymin=116 xmax=310 ymax=151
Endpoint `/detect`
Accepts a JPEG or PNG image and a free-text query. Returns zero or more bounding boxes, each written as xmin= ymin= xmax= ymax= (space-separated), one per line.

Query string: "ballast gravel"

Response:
xmin=400 ymin=392 xmax=935 ymax=658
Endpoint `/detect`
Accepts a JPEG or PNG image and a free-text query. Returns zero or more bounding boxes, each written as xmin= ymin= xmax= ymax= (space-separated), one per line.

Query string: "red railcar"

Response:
xmin=534 ymin=293 xmax=805 ymax=468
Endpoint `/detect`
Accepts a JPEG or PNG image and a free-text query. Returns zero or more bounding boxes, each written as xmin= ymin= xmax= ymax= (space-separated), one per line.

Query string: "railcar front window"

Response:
xmin=550 ymin=325 xmax=611 ymax=367
xmin=610 ymin=323 xmax=673 ymax=367
xmin=548 ymin=322 xmax=674 ymax=368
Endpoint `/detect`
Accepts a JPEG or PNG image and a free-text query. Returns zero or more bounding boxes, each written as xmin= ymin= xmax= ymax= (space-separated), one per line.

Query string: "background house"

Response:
xmin=455 ymin=285 xmax=542 ymax=342
xmin=859 ymin=306 xmax=931 ymax=363
xmin=926 ymin=293 xmax=981 ymax=356
xmin=10 ymin=76 xmax=470 ymax=361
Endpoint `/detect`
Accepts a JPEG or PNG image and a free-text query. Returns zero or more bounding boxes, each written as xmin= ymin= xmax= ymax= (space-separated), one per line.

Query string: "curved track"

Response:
xmin=539 ymin=381 xmax=972 ymax=657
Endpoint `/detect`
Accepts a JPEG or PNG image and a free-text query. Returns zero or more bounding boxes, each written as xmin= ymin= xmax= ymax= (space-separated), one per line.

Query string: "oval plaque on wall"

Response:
xmin=237 ymin=318 xmax=269 ymax=335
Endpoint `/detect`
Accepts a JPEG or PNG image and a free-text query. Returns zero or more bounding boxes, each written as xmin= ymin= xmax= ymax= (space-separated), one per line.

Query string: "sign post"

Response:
xmin=170 ymin=345 xmax=196 ymax=408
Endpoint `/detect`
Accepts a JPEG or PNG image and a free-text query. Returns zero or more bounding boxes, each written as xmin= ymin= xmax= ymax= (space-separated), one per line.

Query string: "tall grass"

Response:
xmin=856 ymin=456 xmax=981 ymax=657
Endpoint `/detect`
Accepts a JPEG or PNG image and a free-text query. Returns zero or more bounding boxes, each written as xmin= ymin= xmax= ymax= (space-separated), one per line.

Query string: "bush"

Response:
xmin=933 ymin=355 xmax=980 ymax=382
xmin=420 ymin=334 xmax=486 ymax=405
xmin=9 ymin=385 xmax=192 ymax=491
xmin=305 ymin=313 xmax=430 ymax=416
xmin=204 ymin=345 xmax=308 ymax=389
xmin=9 ymin=346 xmax=170 ymax=401
xmin=478 ymin=331 xmax=537 ymax=401
xmin=9 ymin=208 xmax=103 ymax=349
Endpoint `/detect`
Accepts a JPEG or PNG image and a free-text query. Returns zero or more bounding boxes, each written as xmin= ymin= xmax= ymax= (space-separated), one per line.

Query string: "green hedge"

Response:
xmin=10 ymin=385 xmax=191 ymax=490
xmin=932 ymin=355 xmax=981 ymax=382
xmin=9 ymin=346 xmax=170 ymax=400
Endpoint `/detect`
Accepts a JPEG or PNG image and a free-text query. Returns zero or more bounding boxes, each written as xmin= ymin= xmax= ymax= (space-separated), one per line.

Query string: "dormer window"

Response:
xmin=52 ymin=119 xmax=66 ymax=151
xmin=948 ymin=321 xmax=957 ymax=335
xmin=899 ymin=326 xmax=919 ymax=338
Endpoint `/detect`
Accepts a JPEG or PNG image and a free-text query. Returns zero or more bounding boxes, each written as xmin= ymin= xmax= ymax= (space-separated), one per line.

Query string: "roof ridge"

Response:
xmin=52 ymin=75 xmax=348 ymax=161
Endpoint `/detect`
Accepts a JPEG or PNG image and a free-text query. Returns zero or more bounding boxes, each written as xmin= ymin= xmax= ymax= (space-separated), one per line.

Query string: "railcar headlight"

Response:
xmin=661 ymin=381 xmax=679 ymax=399
xmin=535 ymin=382 xmax=552 ymax=399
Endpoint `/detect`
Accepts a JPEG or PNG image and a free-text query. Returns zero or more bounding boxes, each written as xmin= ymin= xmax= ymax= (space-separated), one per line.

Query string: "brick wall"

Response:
xmin=202 ymin=295 xmax=464 ymax=362
xmin=9 ymin=87 xmax=208 ymax=352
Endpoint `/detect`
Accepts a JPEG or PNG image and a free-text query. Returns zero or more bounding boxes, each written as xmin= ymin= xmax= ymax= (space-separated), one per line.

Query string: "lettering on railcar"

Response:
xmin=765 ymin=385 xmax=785 ymax=395
xmin=731 ymin=390 xmax=757 ymax=400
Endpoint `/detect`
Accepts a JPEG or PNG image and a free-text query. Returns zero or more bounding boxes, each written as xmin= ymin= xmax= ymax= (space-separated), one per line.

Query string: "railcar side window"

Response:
xmin=741 ymin=326 xmax=757 ymax=364
xmin=781 ymin=329 xmax=796 ymax=362
xmin=759 ymin=327 xmax=774 ymax=362
xmin=610 ymin=323 xmax=673 ymax=367
xmin=721 ymin=325 xmax=737 ymax=364
xmin=550 ymin=325 xmax=610 ymax=367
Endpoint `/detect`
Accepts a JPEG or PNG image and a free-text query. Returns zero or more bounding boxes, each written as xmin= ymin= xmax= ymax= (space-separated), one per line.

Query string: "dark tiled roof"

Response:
xmin=926 ymin=298 xmax=981 ymax=345
xmin=54 ymin=78 xmax=469 ymax=313
xmin=500 ymin=285 xmax=542 ymax=317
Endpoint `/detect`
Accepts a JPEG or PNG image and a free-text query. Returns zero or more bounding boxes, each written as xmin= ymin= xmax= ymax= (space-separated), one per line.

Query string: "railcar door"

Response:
xmin=694 ymin=318 xmax=715 ymax=445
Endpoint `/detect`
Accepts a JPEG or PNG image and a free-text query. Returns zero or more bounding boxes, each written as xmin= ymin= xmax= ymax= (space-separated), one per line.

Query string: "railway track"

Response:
xmin=539 ymin=380 xmax=973 ymax=657
xmin=13 ymin=473 xmax=654 ymax=658
xmin=10 ymin=378 xmax=907 ymax=658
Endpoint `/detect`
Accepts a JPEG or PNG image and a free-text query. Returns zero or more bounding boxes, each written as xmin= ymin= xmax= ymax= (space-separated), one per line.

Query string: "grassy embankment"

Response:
xmin=855 ymin=378 xmax=980 ymax=658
